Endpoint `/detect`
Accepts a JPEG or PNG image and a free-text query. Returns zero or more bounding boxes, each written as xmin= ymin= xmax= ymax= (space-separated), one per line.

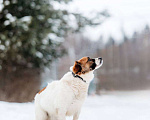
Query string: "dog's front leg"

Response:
xmin=73 ymin=111 xmax=80 ymax=120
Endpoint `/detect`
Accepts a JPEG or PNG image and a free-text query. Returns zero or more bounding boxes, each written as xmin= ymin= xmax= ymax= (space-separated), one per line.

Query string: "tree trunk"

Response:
xmin=0 ymin=67 xmax=41 ymax=102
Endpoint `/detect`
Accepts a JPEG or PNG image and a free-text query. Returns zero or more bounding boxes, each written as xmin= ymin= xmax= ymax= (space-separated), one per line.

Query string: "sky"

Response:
xmin=67 ymin=0 xmax=150 ymax=43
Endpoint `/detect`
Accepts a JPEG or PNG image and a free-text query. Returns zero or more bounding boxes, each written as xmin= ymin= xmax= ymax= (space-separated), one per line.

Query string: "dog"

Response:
xmin=34 ymin=57 xmax=103 ymax=120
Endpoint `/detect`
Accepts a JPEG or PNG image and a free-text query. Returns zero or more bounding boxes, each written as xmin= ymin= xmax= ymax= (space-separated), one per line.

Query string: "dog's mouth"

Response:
xmin=95 ymin=57 xmax=103 ymax=70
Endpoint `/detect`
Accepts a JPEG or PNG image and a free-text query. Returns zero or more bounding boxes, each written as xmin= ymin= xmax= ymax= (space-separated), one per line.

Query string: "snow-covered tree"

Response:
xmin=0 ymin=0 xmax=107 ymax=70
xmin=0 ymin=0 xmax=108 ymax=102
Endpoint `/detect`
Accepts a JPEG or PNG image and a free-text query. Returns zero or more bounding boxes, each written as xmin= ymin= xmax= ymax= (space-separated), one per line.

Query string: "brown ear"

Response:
xmin=73 ymin=61 xmax=82 ymax=75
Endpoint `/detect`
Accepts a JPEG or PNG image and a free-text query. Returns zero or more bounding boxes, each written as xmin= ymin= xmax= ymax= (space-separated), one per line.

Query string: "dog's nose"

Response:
xmin=98 ymin=57 xmax=103 ymax=64
xmin=98 ymin=57 xmax=102 ymax=60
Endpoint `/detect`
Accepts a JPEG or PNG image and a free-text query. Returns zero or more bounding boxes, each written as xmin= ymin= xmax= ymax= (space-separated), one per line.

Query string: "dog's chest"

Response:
xmin=67 ymin=89 xmax=87 ymax=116
xmin=66 ymin=78 xmax=88 ymax=116
xmin=66 ymin=97 xmax=85 ymax=116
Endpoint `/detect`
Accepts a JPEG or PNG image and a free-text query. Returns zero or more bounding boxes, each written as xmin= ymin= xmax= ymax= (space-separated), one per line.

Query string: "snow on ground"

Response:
xmin=0 ymin=90 xmax=150 ymax=120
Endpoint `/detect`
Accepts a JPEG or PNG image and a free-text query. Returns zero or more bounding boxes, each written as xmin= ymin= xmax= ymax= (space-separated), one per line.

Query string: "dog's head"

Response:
xmin=72 ymin=57 xmax=103 ymax=75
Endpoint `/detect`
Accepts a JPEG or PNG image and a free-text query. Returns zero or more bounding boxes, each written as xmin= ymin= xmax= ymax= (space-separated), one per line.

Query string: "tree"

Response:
xmin=0 ymin=0 xmax=108 ymax=102
xmin=0 ymin=0 xmax=108 ymax=70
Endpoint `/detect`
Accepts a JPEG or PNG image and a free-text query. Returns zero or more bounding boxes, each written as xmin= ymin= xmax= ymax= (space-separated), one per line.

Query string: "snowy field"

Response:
xmin=0 ymin=90 xmax=150 ymax=120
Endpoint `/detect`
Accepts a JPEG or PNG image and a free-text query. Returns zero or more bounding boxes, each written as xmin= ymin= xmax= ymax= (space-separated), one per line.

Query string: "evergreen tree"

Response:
xmin=0 ymin=0 xmax=107 ymax=70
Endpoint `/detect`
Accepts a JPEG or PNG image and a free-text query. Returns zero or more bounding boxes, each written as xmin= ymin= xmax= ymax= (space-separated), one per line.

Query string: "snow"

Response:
xmin=0 ymin=102 xmax=34 ymax=120
xmin=0 ymin=90 xmax=150 ymax=120
xmin=36 ymin=51 xmax=43 ymax=58
xmin=0 ymin=45 xmax=5 ymax=50
xmin=1 ymin=0 xmax=150 ymax=43
xmin=67 ymin=0 xmax=150 ymax=43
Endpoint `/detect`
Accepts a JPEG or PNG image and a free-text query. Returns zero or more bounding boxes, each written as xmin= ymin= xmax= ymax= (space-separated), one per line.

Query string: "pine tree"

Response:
xmin=0 ymin=0 xmax=108 ymax=102
xmin=0 ymin=0 xmax=107 ymax=70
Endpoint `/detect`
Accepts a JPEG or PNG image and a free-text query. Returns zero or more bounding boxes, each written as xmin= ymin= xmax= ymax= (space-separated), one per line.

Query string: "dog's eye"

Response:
xmin=87 ymin=57 xmax=91 ymax=62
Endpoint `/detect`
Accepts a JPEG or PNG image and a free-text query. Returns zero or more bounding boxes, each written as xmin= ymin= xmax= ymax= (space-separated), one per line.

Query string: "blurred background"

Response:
xmin=0 ymin=0 xmax=150 ymax=120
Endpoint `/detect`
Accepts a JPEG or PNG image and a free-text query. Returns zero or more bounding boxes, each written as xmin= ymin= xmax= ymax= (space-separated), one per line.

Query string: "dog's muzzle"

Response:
xmin=95 ymin=57 xmax=103 ymax=69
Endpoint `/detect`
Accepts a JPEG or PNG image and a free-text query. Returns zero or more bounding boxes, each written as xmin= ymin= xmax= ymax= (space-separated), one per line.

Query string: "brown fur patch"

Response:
xmin=38 ymin=86 xmax=47 ymax=94
xmin=73 ymin=61 xmax=82 ymax=74
xmin=73 ymin=57 xmax=95 ymax=75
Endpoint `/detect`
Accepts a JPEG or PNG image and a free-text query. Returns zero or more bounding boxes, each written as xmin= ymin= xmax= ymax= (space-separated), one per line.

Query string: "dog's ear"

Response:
xmin=73 ymin=61 xmax=82 ymax=75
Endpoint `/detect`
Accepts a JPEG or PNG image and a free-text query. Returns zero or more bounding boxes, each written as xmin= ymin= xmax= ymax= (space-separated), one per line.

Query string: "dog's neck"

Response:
xmin=70 ymin=66 xmax=94 ymax=84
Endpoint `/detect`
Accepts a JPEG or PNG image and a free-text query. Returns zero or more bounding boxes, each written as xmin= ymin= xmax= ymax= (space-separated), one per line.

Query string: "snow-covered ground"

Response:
xmin=0 ymin=90 xmax=150 ymax=120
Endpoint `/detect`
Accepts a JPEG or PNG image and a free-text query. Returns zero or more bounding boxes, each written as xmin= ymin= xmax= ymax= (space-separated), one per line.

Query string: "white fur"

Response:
xmin=34 ymin=58 xmax=102 ymax=120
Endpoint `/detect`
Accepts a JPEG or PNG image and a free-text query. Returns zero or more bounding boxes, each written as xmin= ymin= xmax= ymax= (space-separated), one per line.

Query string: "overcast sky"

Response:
xmin=68 ymin=0 xmax=150 ymax=43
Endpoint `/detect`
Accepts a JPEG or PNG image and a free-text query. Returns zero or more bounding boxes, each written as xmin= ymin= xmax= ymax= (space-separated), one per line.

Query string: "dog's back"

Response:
xmin=34 ymin=79 xmax=74 ymax=120
xmin=34 ymin=81 xmax=60 ymax=120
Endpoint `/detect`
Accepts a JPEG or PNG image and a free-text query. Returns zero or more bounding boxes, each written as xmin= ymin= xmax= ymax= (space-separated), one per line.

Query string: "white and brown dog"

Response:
xmin=34 ymin=57 xmax=103 ymax=120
